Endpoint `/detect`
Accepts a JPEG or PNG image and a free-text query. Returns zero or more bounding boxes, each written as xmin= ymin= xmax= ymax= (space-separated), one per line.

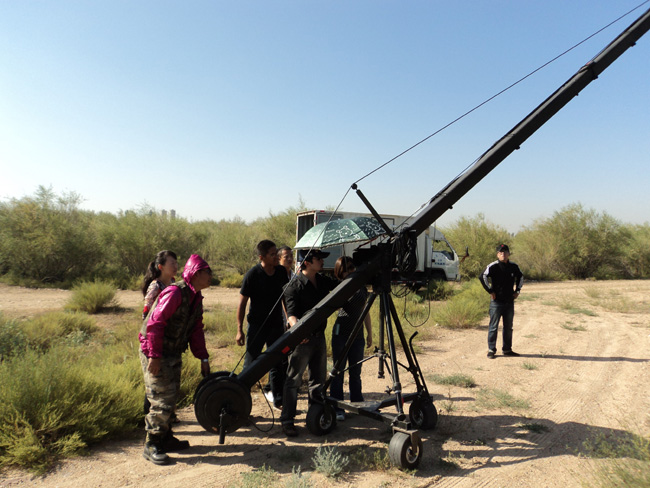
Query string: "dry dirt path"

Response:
xmin=1 ymin=281 xmax=649 ymax=487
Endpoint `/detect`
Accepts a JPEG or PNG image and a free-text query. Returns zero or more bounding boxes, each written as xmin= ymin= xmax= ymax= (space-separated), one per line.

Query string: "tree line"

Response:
xmin=1 ymin=187 xmax=648 ymax=288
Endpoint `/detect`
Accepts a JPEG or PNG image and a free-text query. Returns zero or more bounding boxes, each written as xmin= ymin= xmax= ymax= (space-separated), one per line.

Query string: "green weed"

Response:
xmin=232 ymin=464 xmax=278 ymax=488
xmin=350 ymin=447 xmax=391 ymax=471
xmin=522 ymin=362 xmax=538 ymax=370
xmin=432 ymin=279 xmax=488 ymax=329
xmin=561 ymin=322 xmax=587 ymax=332
xmin=284 ymin=466 xmax=312 ymax=488
xmin=220 ymin=272 xmax=244 ymax=289
xmin=557 ymin=298 xmax=597 ymax=316
xmin=429 ymin=373 xmax=476 ymax=388
xmin=475 ymin=388 xmax=530 ymax=411
xmin=312 ymin=445 xmax=350 ymax=478
xmin=582 ymin=430 xmax=650 ymax=488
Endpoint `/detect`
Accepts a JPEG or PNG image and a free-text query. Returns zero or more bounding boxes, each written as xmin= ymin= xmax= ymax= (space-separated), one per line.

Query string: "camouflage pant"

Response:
xmin=140 ymin=352 xmax=182 ymax=437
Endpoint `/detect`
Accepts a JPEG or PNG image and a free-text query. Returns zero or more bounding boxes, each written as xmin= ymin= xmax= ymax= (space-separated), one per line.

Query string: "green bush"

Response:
xmin=20 ymin=311 xmax=97 ymax=352
xmin=441 ymin=214 xmax=512 ymax=280
xmin=0 ymin=314 xmax=27 ymax=361
xmin=432 ymin=279 xmax=489 ymax=329
xmin=65 ymin=281 xmax=117 ymax=314
xmin=0 ymin=346 xmax=141 ymax=473
xmin=312 ymin=445 xmax=349 ymax=478
xmin=220 ymin=272 xmax=244 ymax=289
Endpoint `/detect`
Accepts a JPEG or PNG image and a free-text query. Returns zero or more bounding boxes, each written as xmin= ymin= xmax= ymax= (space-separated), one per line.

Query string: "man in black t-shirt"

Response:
xmin=236 ymin=240 xmax=289 ymax=408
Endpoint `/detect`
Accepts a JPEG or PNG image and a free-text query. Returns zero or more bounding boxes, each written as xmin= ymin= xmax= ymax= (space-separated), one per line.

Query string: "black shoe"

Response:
xmin=503 ymin=350 xmax=520 ymax=357
xmin=170 ymin=412 xmax=181 ymax=424
xmin=487 ymin=350 xmax=496 ymax=359
xmin=282 ymin=423 xmax=298 ymax=437
xmin=162 ymin=433 xmax=190 ymax=452
xmin=143 ymin=441 xmax=170 ymax=465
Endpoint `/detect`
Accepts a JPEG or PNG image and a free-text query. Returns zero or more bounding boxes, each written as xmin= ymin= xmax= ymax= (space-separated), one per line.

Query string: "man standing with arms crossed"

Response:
xmin=481 ymin=244 xmax=524 ymax=359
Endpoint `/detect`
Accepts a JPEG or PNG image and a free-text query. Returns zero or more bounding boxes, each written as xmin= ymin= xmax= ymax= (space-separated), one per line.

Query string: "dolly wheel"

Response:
xmin=305 ymin=403 xmax=337 ymax=435
xmin=409 ymin=399 xmax=438 ymax=430
xmin=388 ymin=432 xmax=422 ymax=469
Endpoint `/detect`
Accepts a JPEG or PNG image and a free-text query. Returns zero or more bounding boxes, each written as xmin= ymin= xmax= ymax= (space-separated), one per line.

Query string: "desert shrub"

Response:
xmin=432 ymin=279 xmax=489 ymax=328
xmin=198 ymin=218 xmax=259 ymax=276
xmin=220 ymin=272 xmax=244 ymax=289
xmin=312 ymin=445 xmax=349 ymax=478
xmin=441 ymin=214 xmax=512 ymax=279
xmin=0 ymin=186 xmax=101 ymax=284
xmin=423 ymin=279 xmax=454 ymax=301
xmin=0 ymin=314 xmax=27 ymax=361
xmin=515 ymin=203 xmax=630 ymax=280
xmin=619 ymin=223 xmax=650 ymax=279
xmin=0 ymin=345 xmax=141 ymax=473
xmin=93 ymin=207 xmax=206 ymax=287
xmin=65 ymin=281 xmax=117 ymax=314
xmin=20 ymin=311 xmax=97 ymax=352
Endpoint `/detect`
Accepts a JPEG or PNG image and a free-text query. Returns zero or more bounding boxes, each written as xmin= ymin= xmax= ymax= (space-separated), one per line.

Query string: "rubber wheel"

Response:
xmin=194 ymin=375 xmax=252 ymax=435
xmin=388 ymin=432 xmax=423 ymax=470
xmin=409 ymin=399 xmax=438 ymax=430
xmin=305 ymin=403 xmax=337 ymax=436
xmin=194 ymin=370 xmax=231 ymax=404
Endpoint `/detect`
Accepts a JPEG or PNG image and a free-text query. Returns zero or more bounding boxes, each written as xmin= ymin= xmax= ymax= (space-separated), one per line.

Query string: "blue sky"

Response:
xmin=1 ymin=1 xmax=649 ymax=232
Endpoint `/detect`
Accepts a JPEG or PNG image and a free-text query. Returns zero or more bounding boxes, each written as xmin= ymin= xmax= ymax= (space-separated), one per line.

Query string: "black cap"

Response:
xmin=496 ymin=244 xmax=510 ymax=253
xmin=297 ymin=249 xmax=330 ymax=262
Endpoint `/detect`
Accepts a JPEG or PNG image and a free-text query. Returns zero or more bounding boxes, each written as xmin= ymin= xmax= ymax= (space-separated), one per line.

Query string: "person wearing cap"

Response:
xmin=139 ymin=254 xmax=213 ymax=465
xmin=480 ymin=244 xmax=524 ymax=359
xmin=280 ymin=248 xmax=337 ymax=437
xmin=236 ymin=240 xmax=289 ymax=410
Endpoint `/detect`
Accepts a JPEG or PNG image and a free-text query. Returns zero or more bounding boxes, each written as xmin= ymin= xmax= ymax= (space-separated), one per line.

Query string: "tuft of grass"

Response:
xmin=232 ymin=464 xmax=278 ymax=488
xmin=65 ymin=281 xmax=117 ymax=314
xmin=475 ymin=388 xmax=530 ymax=411
xmin=350 ymin=447 xmax=391 ymax=471
xmin=557 ymin=298 xmax=597 ymax=316
xmin=582 ymin=429 xmax=650 ymax=488
xmin=517 ymin=293 xmax=540 ymax=302
xmin=522 ymin=362 xmax=538 ymax=370
xmin=429 ymin=373 xmax=476 ymax=388
xmin=312 ymin=445 xmax=350 ymax=479
xmin=284 ymin=466 xmax=312 ymax=488
xmin=561 ymin=322 xmax=587 ymax=332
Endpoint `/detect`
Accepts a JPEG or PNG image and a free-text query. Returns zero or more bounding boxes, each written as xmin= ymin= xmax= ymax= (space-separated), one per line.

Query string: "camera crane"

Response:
xmin=194 ymin=7 xmax=650 ymax=469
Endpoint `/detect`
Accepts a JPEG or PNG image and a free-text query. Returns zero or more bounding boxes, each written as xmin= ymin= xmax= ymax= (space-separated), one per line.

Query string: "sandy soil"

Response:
xmin=1 ymin=281 xmax=649 ymax=487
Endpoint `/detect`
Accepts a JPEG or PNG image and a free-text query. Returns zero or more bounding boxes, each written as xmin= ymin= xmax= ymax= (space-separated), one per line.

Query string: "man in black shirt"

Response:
xmin=480 ymin=244 xmax=524 ymax=359
xmin=236 ymin=240 xmax=289 ymax=408
xmin=280 ymin=248 xmax=337 ymax=436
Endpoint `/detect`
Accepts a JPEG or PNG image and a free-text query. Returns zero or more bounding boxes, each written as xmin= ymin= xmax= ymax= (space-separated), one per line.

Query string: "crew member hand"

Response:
xmin=513 ymin=292 xmax=520 ymax=300
xmin=201 ymin=360 xmax=210 ymax=377
xmin=147 ymin=357 xmax=161 ymax=376
xmin=366 ymin=335 xmax=373 ymax=349
xmin=490 ymin=292 xmax=496 ymax=300
xmin=236 ymin=329 xmax=245 ymax=346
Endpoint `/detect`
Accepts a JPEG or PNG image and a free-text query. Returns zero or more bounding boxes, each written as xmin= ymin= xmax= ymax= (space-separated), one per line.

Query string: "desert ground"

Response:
xmin=1 ymin=280 xmax=649 ymax=488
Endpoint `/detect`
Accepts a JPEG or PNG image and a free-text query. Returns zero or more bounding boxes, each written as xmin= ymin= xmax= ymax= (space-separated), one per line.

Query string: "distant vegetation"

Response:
xmin=1 ymin=187 xmax=649 ymax=288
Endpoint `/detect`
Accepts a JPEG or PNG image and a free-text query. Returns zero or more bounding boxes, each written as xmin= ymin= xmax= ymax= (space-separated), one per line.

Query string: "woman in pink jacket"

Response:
xmin=139 ymin=254 xmax=212 ymax=465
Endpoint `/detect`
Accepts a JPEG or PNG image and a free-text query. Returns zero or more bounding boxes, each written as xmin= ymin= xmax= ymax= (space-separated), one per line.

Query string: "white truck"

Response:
xmin=296 ymin=210 xmax=461 ymax=282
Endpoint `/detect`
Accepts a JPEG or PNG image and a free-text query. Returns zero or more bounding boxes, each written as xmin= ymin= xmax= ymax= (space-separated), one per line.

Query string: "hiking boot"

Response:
xmin=282 ymin=423 xmax=298 ymax=437
xmin=487 ymin=350 xmax=496 ymax=359
xmin=162 ymin=431 xmax=190 ymax=452
xmin=503 ymin=350 xmax=520 ymax=357
xmin=143 ymin=437 xmax=169 ymax=465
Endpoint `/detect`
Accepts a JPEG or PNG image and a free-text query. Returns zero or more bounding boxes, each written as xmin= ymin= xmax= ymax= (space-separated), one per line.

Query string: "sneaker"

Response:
xmin=143 ymin=440 xmax=170 ymax=465
xmin=273 ymin=401 xmax=283 ymax=411
xmin=263 ymin=390 xmax=275 ymax=404
xmin=336 ymin=411 xmax=345 ymax=422
xmin=282 ymin=423 xmax=298 ymax=437
xmin=487 ymin=350 xmax=496 ymax=359
xmin=503 ymin=350 xmax=520 ymax=357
